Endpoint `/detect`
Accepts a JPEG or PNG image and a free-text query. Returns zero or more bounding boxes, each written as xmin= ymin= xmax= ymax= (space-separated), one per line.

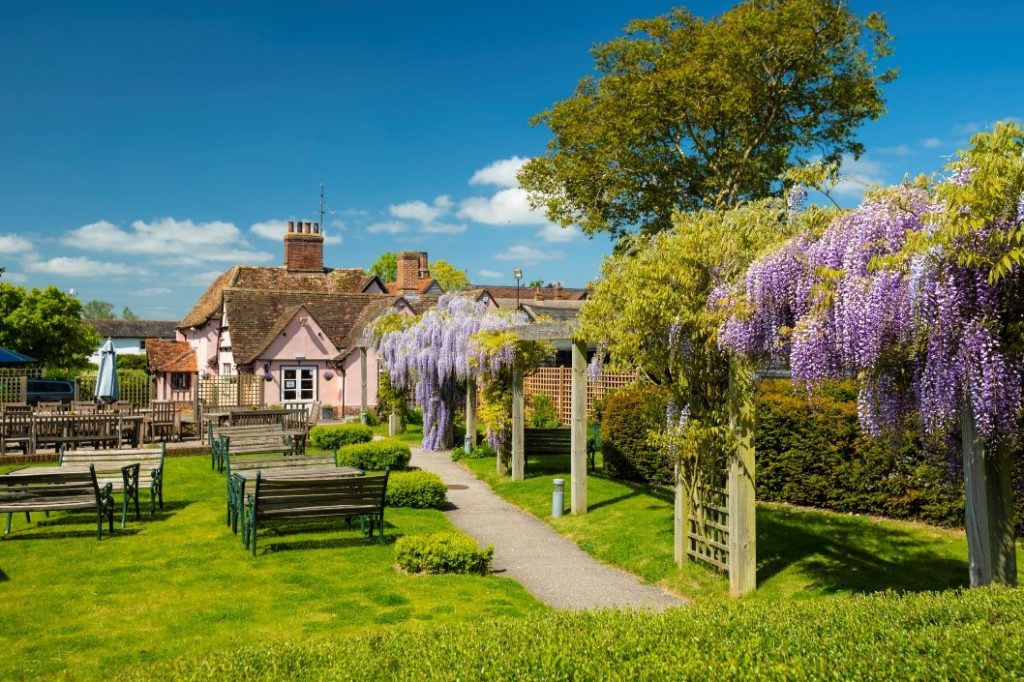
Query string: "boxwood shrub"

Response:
xmin=386 ymin=470 xmax=447 ymax=509
xmin=140 ymin=588 xmax=1024 ymax=680
xmin=756 ymin=379 xmax=1024 ymax=534
xmin=395 ymin=532 xmax=493 ymax=575
xmin=309 ymin=423 xmax=373 ymax=451
xmin=599 ymin=382 xmax=671 ymax=485
xmin=335 ymin=438 xmax=411 ymax=471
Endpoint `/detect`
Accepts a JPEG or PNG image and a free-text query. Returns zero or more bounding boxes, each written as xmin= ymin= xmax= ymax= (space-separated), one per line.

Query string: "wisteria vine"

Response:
xmin=719 ymin=176 xmax=1024 ymax=444
xmin=377 ymin=294 xmax=527 ymax=451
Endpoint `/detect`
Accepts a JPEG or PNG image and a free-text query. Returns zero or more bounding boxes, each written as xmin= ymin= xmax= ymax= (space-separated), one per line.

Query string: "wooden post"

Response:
xmin=727 ymin=361 xmax=756 ymax=596
xmin=465 ymin=379 xmax=477 ymax=451
xmin=21 ymin=376 xmax=29 ymax=403
xmin=359 ymin=348 xmax=368 ymax=422
xmin=674 ymin=461 xmax=688 ymax=566
xmin=963 ymin=403 xmax=1018 ymax=587
xmin=511 ymin=363 xmax=525 ymax=481
xmin=570 ymin=339 xmax=587 ymax=514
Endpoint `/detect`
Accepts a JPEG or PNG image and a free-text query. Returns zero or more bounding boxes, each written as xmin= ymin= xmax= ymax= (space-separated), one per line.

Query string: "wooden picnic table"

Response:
xmin=3 ymin=413 xmax=144 ymax=454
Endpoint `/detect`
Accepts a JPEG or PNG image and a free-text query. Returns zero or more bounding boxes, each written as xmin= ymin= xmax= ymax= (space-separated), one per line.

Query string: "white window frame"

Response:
xmin=280 ymin=365 xmax=316 ymax=403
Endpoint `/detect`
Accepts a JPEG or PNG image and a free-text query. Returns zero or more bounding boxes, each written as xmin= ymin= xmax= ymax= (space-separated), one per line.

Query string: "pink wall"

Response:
xmin=255 ymin=308 xmax=346 ymax=407
xmin=179 ymin=320 xmax=220 ymax=374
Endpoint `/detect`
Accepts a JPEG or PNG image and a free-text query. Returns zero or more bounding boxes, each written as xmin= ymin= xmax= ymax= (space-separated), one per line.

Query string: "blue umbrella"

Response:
xmin=94 ymin=338 xmax=120 ymax=404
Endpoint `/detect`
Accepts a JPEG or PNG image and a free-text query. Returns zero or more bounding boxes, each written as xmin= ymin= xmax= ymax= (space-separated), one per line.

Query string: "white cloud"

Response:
xmin=493 ymin=244 xmax=565 ymax=264
xmin=25 ymin=256 xmax=148 ymax=278
xmin=921 ymin=137 xmax=944 ymax=149
xmin=536 ymin=223 xmax=581 ymax=243
xmin=250 ymin=219 xmax=341 ymax=245
xmin=3 ymin=272 xmax=27 ymax=283
xmin=421 ymin=223 xmax=467 ymax=235
xmin=458 ymin=187 xmax=548 ymax=226
xmin=62 ymin=218 xmax=273 ymax=263
xmin=832 ymin=154 xmax=886 ymax=198
xmin=0 ymin=234 xmax=34 ymax=255
xmin=132 ymin=287 xmax=172 ymax=296
xmin=477 ymin=269 xmax=505 ymax=279
xmin=389 ymin=195 xmax=453 ymax=223
xmin=469 ymin=156 xmax=529 ymax=188
xmin=367 ymin=221 xmax=407 ymax=235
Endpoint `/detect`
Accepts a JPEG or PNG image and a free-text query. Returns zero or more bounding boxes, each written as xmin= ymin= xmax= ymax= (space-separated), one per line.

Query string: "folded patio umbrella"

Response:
xmin=94 ymin=338 xmax=120 ymax=404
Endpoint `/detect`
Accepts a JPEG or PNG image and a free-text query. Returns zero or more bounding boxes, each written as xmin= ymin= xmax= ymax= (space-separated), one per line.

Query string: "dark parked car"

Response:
xmin=26 ymin=379 xmax=75 ymax=405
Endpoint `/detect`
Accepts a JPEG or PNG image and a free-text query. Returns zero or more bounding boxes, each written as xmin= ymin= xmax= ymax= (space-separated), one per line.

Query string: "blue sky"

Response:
xmin=0 ymin=1 xmax=1021 ymax=319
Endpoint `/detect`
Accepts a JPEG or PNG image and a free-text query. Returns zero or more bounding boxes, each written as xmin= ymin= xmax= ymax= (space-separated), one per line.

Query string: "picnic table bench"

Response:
xmin=0 ymin=465 xmax=115 ymax=539
xmin=209 ymin=423 xmax=307 ymax=472
xmin=223 ymin=452 xmax=353 ymax=531
xmin=241 ymin=469 xmax=389 ymax=556
xmin=59 ymin=443 xmax=166 ymax=526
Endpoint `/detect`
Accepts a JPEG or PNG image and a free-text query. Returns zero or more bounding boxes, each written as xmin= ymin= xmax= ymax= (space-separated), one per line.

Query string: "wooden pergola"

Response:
xmin=506 ymin=321 xmax=589 ymax=514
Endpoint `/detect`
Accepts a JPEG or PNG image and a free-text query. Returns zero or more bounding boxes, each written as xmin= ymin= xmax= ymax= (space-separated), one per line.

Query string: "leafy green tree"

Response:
xmin=81 ymin=299 xmax=115 ymax=319
xmin=122 ymin=306 xmax=139 ymax=320
xmin=527 ymin=279 xmax=544 ymax=289
xmin=370 ymin=252 xmax=398 ymax=283
xmin=0 ymin=285 xmax=100 ymax=370
xmin=431 ymin=259 xmax=470 ymax=292
xmin=116 ymin=354 xmax=149 ymax=371
xmin=520 ymin=0 xmax=896 ymax=245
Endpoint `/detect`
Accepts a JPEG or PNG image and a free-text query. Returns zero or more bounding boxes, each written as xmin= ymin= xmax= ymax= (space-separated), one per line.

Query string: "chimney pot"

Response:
xmin=314 ymin=222 xmax=320 ymax=234
xmin=305 ymin=221 xmax=312 ymax=233
xmin=288 ymin=220 xmax=294 ymax=233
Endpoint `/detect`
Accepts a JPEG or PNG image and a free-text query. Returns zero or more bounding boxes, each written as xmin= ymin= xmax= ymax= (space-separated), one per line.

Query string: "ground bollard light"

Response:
xmin=464 ymin=433 xmax=473 ymax=455
xmin=552 ymin=478 xmax=565 ymax=518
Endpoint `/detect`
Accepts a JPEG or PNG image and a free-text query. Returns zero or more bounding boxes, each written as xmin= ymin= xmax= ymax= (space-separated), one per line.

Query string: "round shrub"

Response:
xmin=599 ymin=382 xmax=670 ymax=485
xmin=309 ymin=423 xmax=373 ymax=451
xmin=395 ymin=532 xmax=493 ymax=575
xmin=336 ymin=439 xmax=411 ymax=470
xmin=386 ymin=471 xmax=447 ymax=509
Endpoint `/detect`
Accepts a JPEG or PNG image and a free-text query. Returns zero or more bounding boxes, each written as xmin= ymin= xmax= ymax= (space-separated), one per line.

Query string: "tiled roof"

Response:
xmin=89 ymin=319 xmax=178 ymax=339
xmin=223 ymin=289 xmax=406 ymax=365
xmin=472 ymin=284 xmax=589 ymax=301
xmin=519 ymin=300 xmax=586 ymax=322
xmin=146 ymin=339 xmax=197 ymax=372
xmin=385 ymin=277 xmax=441 ymax=295
xmin=179 ymin=265 xmax=370 ymax=328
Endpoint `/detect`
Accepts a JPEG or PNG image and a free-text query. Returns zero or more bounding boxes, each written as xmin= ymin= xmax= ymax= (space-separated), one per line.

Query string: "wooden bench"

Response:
xmin=209 ymin=424 xmax=307 ymax=472
xmin=59 ymin=443 xmax=166 ymax=526
xmin=523 ymin=428 xmax=597 ymax=473
xmin=223 ymin=452 xmax=339 ymax=532
xmin=242 ymin=469 xmax=389 ymax=556
xmin=0 ymin=465 xmax=115 ymax=539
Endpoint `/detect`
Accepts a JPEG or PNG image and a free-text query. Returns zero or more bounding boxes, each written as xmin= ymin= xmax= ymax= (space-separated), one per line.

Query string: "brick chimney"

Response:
xmin=534 ymin=286 xmax=543 ymax=302
xmin=396 ymin=251 xmax=421 ymax=294
xmin=553 ymin=282 xmax=564 ymax=300
xmin=417 ymin=252 xmax=430 ymax=279
xmin=284 ymin=220 xmax=324 ymax=273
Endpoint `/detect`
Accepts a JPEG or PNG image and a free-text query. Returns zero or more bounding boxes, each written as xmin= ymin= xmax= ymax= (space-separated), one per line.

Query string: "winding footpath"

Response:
xmin=409 ymin=446 xmax=686 ymax=611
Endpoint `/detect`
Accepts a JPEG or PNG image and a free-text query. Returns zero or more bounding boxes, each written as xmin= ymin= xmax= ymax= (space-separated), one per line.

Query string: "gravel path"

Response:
xmin=410 ymin=447 xmax=686 ymax=611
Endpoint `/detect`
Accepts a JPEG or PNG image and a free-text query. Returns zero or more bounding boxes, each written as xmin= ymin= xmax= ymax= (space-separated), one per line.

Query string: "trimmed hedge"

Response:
xmin=395 ymin=532 xmax=493 ymax=575
xmin=139 ymin=588 xmax=1024 ymax=680
xmin=756 ymin=379 xmax=1024 ymax=535
xmin=599 ymin=382 xmax=670 ymax=485
xmin=335 ymin=439 xmax=411 ymax=471
xmin=309 ymin=423 xmax=373 ymax=451
xmin=386 ymin=470 xmax=447 ymax=509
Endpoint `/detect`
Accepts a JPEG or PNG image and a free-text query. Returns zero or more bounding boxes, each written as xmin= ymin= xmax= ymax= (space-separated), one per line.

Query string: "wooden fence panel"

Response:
xmin=77 ymin=373 xmax=152 ymax=406
xmin=524 ymin=367 xmax=637 ymax=424
xmin=199 ymin=374 xmax=263 ymax=408
xmin=0 ymin=367 xmax=41 ymax=405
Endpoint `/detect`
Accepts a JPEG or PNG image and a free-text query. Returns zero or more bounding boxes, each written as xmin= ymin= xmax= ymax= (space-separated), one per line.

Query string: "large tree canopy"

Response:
xmin=520 ymin=0 xmax=895 ymax=245
xmin=0 ymin=284 xmax=100 ymax=370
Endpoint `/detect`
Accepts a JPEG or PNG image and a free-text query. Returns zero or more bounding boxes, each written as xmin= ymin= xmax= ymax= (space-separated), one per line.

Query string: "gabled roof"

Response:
xmin=179 ymin=265 xmax=371 ymax=328
xmin=89 ymin=319 xmax=178 ymax=339
xmin=223 ymin=289 xmax=406 ymax=365
xmin=146 ymin=339 xmax=197 ymax=372
xmin=471 ymin=283 xmax=589 ymax=302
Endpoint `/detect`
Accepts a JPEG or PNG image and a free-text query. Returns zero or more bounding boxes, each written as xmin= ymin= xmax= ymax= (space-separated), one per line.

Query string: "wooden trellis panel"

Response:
xmin=0 ymin=367 xmax=41 ymax=404
xmin=198 ymin=374 xmax=263 ymax=408
xmin=524 ymin=367 xmax=637 ymax=425
xmin=686 ymin=483 xmax=730 ymax=572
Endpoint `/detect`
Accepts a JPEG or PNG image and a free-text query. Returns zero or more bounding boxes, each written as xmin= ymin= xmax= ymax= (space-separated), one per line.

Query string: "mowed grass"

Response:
xmin=464 ymin=454 xmax=1024 ymax=602
xmin=0 ymin=455 xmax=545 ymax=680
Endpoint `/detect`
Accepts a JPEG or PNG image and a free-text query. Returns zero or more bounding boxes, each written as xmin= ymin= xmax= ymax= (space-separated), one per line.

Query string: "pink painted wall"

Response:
xmin=179 ymin=320 xmax=220 ymax=374
xmin=255 ymin=307 xmax=344 ymax=407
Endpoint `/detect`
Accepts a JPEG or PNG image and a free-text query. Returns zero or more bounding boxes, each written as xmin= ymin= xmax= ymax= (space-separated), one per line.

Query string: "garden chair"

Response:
xmin=146 ymin=402 xmax=178 ymax=442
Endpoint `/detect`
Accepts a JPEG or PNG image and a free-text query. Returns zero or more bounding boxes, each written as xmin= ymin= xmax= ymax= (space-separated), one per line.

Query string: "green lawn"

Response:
xmin=371 ymin=422 xmax=425 ymax=444
xmin=0 ymin=455 xmax=545 ymax=680
xmin=464 ymin=453 xmax=1024 ymax=602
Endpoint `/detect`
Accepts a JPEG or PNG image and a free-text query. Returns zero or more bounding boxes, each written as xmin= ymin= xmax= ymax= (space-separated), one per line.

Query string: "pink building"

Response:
xmin=148 ymin=222 xmax=447 ymax=414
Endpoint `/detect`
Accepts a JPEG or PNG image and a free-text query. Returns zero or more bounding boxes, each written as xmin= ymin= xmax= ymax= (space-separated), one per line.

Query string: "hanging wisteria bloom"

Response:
xmin=720 ymin=178 xmax=1023 ymax=444
xmin=377 ymin=294 xmax=528 ymax=451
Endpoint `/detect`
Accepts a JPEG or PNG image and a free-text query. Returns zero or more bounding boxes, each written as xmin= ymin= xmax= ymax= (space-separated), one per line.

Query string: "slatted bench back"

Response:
xmin=524 ymin=427 xmax=572 ymax=454
xmin=59 ymin=445 xmax=165 ymax=489
xmin=0 ymin=467 xmax=100 ymax=513
xmin=228 ymin=453 xmax=334 ymax=475
xmin=253 ymin=472 xmax=388 ymax=522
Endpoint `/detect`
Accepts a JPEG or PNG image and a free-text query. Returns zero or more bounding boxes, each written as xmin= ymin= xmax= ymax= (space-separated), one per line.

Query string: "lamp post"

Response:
xmin=513 ymin=267 xmax=522 ymax=309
